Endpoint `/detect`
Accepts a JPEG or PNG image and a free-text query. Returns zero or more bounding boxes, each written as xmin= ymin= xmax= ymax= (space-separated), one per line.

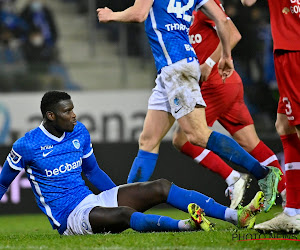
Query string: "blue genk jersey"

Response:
xmin=145 ymin=0 xmax=209 ymax=72
xmin=6 ymin=121 xmax=93 ymax=232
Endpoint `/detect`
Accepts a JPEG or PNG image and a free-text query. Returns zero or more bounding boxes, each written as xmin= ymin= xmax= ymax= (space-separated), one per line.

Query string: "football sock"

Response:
xmin=225 ymin=170 xmax=241 ymax=187
xmin=224 ymin=208 xmax=238 ymax=225
xmin=280 ymin=134 xmax=300 ymax=209
xmin=127 ymin=149 xmax=158 ymax=183
xmin=250 ymin=140 xmax=286 ymax=193
xmin=206 ymin=131 xmax=269 ymax=180
xmin=178 ymin=219 xmax=195 ymax=231
xmin=181 ymin=141 xmax=232 ymax=180
xmin=166 ymin=184 xmax=226 ymax=221
xmin=284 ymin=207 xmax=300 ymax=216
xmin=130 ymin=212 xmax=180 ymax=232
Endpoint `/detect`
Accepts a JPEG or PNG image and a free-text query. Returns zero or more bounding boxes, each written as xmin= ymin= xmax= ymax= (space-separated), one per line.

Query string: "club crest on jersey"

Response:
xmin=8 ymin=148 xmax=22 ymax=164
xmin=174 ymin=97 xmax=180 ymax=106
xmin=72 ymin=139 xmax=80 ymax=149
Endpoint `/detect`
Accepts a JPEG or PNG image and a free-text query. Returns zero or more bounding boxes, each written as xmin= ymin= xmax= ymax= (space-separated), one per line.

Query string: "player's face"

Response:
xmin=54 ymin=99 xmax=77 ymax=133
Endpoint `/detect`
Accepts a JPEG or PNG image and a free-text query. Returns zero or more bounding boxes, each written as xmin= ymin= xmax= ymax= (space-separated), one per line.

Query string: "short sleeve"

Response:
xmin=195 ymin=0 xmax=210 ymax=11
xmin=81 ymin=124 xmax=93 ymax=159
xmin=6 ymin=137 xmax=30 ymax=171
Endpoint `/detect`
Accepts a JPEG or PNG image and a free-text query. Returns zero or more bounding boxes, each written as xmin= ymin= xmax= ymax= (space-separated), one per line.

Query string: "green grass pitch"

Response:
xmin=0 ymin=206 xmax=299 ymax=249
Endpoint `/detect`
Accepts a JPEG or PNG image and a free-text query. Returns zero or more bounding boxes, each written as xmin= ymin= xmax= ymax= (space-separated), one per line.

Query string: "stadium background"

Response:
xmin=0 ymin=0 xmax=284 ymax=214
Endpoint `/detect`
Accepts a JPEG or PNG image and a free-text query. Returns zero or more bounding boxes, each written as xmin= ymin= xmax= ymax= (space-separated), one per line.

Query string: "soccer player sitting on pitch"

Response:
xmin=0 ymin=91 xmax=264 ymax=235
xmin=97 ymin=0 xmax=282 ymax=213
xmin=172 ymin=1 xmax=286 ymax=210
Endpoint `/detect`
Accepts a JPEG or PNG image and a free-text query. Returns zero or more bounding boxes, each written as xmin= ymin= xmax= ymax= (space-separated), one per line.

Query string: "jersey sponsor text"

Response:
xmin=45 ymin=158 xmax=82 ymax=177
xmin=165 ymin=23 xmax=189 ymax=32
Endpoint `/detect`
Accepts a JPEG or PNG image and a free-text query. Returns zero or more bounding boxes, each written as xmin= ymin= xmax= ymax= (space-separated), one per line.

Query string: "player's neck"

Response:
xmin=42 ymin=121 xmax=64 ymax=138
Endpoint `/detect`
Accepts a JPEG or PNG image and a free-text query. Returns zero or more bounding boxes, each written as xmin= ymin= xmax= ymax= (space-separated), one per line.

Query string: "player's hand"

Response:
xmin=218 ymin=58 xmax=234 ymax=83
xmin=97 ymin=7 xmax=113 ymax=23
xmin=199 ymin=63 xmax=212 ymax=83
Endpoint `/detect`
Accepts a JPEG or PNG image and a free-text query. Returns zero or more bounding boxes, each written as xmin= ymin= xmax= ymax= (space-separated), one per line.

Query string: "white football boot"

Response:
xmin=254 ymin=212 xmax=300 ymax=233
xmin=225 ymin=173 xmax=251 ymax=209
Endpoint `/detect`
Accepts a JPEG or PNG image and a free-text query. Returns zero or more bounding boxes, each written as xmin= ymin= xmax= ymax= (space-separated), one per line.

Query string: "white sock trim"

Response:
xmin=225 ymin=170 xmax=241 ymax=186
xmin=178 ymin=219 xmax=190 ymax=231
xmin=194 ymin=149 xmax=210 ymax=163
xmin=284 ymin=207 xmax=300 ymax=216
xmin=225 ymin=208 xmax=238 ymax=225
xmin=285 ymin=162 xmax=300 ymax=171
xmin=260 ymin=155 xmax=278 ymax=166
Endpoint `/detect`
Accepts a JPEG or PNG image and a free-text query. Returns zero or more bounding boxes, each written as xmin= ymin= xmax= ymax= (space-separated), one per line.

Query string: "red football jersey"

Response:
xmin=189 ymin=0 xmax=226 ymax=82
xmin=267 ymin=0 xmax=300 ymax=51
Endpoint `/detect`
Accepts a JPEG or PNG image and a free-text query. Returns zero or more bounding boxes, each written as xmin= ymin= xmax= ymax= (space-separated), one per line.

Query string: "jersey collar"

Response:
xmin=39 ymin=123 xmax=66 ymax=142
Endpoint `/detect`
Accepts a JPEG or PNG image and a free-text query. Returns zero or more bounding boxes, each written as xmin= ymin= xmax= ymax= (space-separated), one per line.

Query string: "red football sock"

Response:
xmin=250 ymin=140 xmax=286 ymax=193
xmin=181 ymin=141 xmax=232 ymax=180
xmin=280 ymin=134 xmax=300 ymax=208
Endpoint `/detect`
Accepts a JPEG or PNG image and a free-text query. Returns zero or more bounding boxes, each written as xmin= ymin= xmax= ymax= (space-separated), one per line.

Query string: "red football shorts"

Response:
xmin=201 ymin=71 xmax=253 ymax=135
xmin=275 ymin=50 xmax=300 ymax=126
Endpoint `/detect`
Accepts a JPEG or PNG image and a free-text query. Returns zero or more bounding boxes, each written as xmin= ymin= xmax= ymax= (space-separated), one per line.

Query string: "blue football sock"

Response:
xmin=207 ymin=131 xmax=269 ymax=179
xmin=129 ymin=212 xmax=179 ymax=232
xmin=166 ymin=184 xmax=226 ymax=221
xmin=127 ymin=149 xmax=158 ymax=183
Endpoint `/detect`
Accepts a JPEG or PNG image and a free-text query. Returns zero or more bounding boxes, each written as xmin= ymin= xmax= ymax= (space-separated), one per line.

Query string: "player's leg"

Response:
xmin=255 ymin=114 xmax=300 ymax=232
xmin=172 ymin=77 xmax=234 ymax=182
xmin=117 ymin=179 xmax=263 ymax=228
xmin=224 ymin=76 xmax=285 ymax=194
xmin=173 ymin=125 xmax=234 ymax=182
xmin=160 ymin=59 xmax=270 ymax=181
xmin=232 ymin=124 xmax=286 ymax=195
xmin=86 ymin=185 xmax=200 ymax=233
xmin=127 ymin=71 xmax=176 ymax=183
xmin=127 ymin=109 xmax=175 ymax=183
xmin=215 ymin=77 xmax=283 ymax=211
xmin=173 ymin=126 xmax=247 ymax=209
xmin=90 ymin=181 xmax=210 ymax=233
xmin=89 ymin=206 xmax=197 ymax=233
xmin=172 ymin=79 xmax=249 ymax=208
xmin=255 ymin=51 xmax=300 ymax=232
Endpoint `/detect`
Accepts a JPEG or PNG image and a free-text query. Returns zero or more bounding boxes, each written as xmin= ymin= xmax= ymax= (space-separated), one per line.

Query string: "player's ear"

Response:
xmin=46 ymin=111 xmax=56 ymax=121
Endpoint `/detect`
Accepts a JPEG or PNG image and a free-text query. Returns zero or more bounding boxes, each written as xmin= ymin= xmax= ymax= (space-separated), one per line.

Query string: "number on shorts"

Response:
xmin=167 ymin=0 xmax=194 ymax=22
xmin=283 ymin=97 xmax=292 ymax=115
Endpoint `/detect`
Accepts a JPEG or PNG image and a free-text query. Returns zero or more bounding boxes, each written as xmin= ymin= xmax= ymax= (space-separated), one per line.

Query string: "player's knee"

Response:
xmin=117 ymin=207 xmax=136 ymax=225
xmin=275 ymin=119 xmax=289 ymax=136
xmin=151 ymin=179 xmax=172 ymax=200
xmin=139 ymin=132 xmax=158 ymax=151
xmin=186 ymin=133 xmax=207 ymax=148
xmin=172 ymin=133 xmax=184 ymax=151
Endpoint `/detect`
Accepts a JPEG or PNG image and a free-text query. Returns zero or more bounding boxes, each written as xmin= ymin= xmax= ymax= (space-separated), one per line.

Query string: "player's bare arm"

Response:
xmin=97 ymin=0 xmax=153 ymax=23
xmin=200 ymin=18 xmax=241 ymax=82
xmin=200 ymin=0 xmax=234 ymax=81
xmin=240 ymin=0 xmax=258 ymax=7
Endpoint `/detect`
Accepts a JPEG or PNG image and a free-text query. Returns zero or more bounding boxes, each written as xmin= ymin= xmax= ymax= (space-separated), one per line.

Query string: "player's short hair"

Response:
xmin=40 ymin=91 xmax=71 ymax=117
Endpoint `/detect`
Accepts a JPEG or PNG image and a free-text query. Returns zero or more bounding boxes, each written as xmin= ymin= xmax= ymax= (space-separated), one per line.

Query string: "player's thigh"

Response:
xmin=63 ymin=190 xmax=121 ymax=235
xmin=89 ymin=206 xmax=135 ymax=234
xmin=117 ymin=179 xmax=172 ymax=212
xmin=232 ymin=124 xmax=260 ymax=152
xmin=275 ymin=112 xmax=296 ymax=136
xmin=139 ymin=109 xmax=175 ymax=152
xmin=172 ymin=124 xmax=189 ymax=149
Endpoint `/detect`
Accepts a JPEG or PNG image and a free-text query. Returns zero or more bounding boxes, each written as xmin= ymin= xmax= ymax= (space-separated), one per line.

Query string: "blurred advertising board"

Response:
xmin=0 ymin=90 xmax=150 ymax=145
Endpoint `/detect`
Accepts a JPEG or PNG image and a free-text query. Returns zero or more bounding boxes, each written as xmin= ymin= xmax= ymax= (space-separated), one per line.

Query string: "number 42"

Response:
xmin=167 ymin=0 xmax=194 ymax=22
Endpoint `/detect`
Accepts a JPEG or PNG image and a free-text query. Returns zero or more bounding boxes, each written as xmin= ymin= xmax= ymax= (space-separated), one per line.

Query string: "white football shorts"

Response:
xmin=148 ymin=57 xmax=206 ymax=120
xmin=63 ymin=186 xmax=119 ymax=235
